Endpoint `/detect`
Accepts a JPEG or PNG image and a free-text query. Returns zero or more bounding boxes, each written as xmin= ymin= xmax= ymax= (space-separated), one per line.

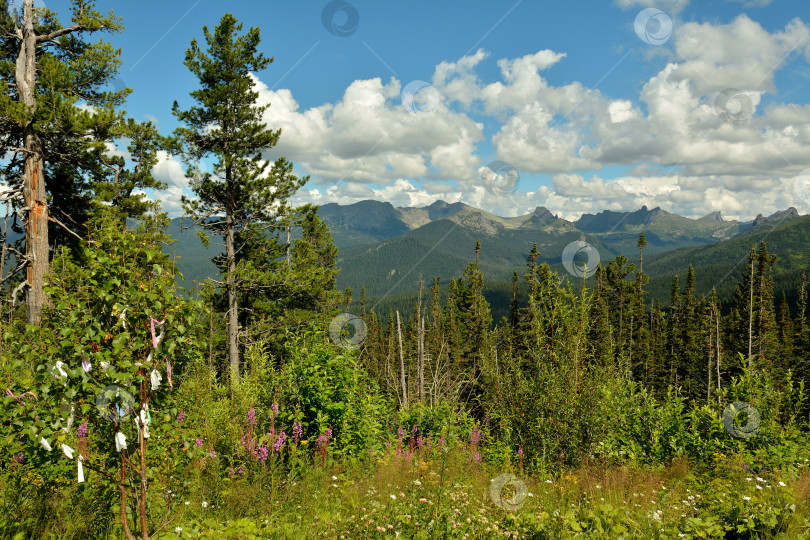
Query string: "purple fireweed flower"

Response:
xmin=397 ymin=427 xmax=404 ymax=438
xmin=237 ymin=466 xmax=244 ymax=474
xmin=195 ymin=438 xmax=204 ymax=449
xmin=292 ymin=421 xmax=303 ymax=441
xmin=470 ymin=426 xmax=481 ymax=446
xmin=13 ymin=452 xmax=24 ymax=464
xmin=473 ymin=452 xmax=481 ymax=463
xmin=273 ymin=432 xmax=286 ymax=452
xmin=518 ymin=446 xmax=524 ymax=457
xmin=255 ymin=445 xmax=268 ymax=462
xmin=247 ymin=408 xmax=256 ymax=426
xmin=411 ymin=424 xmax=418 ymax=434
xmin=176 ymin=411 xmax=186 ymax=422
xmin=439 ymin=437 xmax=445 ymax=448
xmin=316 ymin=426 xmax=333 ymax=448
xmin=416 ymin=435 xmax=424 ymax=449
xmin=271 ymin=401 xmax=279 ymax=415
xmin=77 ymin=423 xmax=88 ymax=439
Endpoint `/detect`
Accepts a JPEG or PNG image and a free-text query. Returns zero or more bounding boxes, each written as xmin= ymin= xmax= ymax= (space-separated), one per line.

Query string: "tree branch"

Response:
xmin=37 ymin=24 xmax=92 ymax=42
xmin=48 ymin=214 xmax=84 ymax=242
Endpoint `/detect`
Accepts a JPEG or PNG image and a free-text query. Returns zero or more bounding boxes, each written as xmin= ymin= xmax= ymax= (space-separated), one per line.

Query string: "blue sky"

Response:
xmin=42 ymin=0 xmax=810 ymax=220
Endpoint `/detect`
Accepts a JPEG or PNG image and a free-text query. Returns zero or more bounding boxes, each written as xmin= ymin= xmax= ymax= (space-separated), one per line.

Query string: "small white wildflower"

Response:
xmin=175 ymin=526 xmax=182 ymax=532
xmin=779 ymin=481 xmax=786 ymax=487
xmin=756 ymin=485 xmax=763 ymax=490
xmin=742 ymin=496 xmax=751 ymax=501
xmin=545 ymin=479 xmax=552 ymax=484
xmin=756 ymin=477 xmax=765 ymax=482
xmin=332 ymin=476 xmax=338 ymax=480
xmin=746 ymin=477 xmax=752 ymax=481
xmin=202 ymin=501 xmax=208 ymax=508
xmin=184 ymin=501 xmax=189 ymax=505
xmin=390 ymin=494 xmax=396 ymax=500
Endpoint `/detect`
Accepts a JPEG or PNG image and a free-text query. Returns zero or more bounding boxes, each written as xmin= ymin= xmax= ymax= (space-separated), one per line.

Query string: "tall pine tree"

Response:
xmin=173 ymin=14 xmax=308 ymax=381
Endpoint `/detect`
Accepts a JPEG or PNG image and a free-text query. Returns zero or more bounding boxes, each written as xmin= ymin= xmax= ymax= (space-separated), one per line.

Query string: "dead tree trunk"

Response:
xmin=747 ymin=258 xmax=754 ymax=368
xmin=17 ymin=0 xmax=49 ymax=325
xmin=396 ymin=310 xmax=408 ymax=409
xmin=715 ymin=302 xmax=721 ymax=403
xmin=707 ymin=308 xmax=713 ymax=402
xmin=417 ymin=276 xmax=424 ymax=402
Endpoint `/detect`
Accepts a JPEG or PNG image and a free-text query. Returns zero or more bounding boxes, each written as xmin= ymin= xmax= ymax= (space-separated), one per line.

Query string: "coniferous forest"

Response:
xmin=2 ymin=2 xmax=810 ymax=539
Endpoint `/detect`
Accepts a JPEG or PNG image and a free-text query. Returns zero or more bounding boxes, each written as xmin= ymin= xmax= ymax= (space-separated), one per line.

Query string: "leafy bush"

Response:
xmin=1 ymin=216 xmax=206 ymax=539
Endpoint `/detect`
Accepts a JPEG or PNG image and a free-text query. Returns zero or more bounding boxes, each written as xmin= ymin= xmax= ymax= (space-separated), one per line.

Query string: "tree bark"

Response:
xmin=707 ymin=308 xmax=713 ymax=402
xmin=715 ymin=303 xmax=721 ymax=403
xmin=417 ymin=277 xmax=424 ymax=402
xmin=226 ymin=218 xmax=239 ymax=382
xmin=419 ymin=314 xmax=425 ymax=403
xmin=396 ymin=310 xmax=408 ymax=409
xmin=748 ymin=258 xmax=754 ymax=368
xmin=17 ymin=0 xmax=49 ymax=325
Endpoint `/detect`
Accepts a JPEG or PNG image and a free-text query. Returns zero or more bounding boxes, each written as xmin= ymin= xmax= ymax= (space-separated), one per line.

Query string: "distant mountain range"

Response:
xmin=318 ymin=200 xmax=803 ymax=307
xmin=161 ymin=200 xmax=807 ymax=315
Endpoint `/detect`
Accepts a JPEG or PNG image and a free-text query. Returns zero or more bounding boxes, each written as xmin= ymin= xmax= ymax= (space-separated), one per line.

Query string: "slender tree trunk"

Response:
xmin=758 ymin=266 xmax=765 ymax=360
xmin=417 ymin=277 xmax=424 ymax=402
xmin=708 ymin=308 xmax=713 ymax=402
xmin=748 ymin=261 xmax=754 ymax=368
xmin=715 ymin=303 xmax=721 ymax=403
xmin=419 ymin=316 xmax=425 ymax=403
xmin=0 ymin=201 xmax=8 ymax=340
xmin=139 ymin=411 xmax=148 ymax=540
xmin=18 ymin=0 xmax=49 ymax=325
xmin=396 ymin=310 xmax=408 ymax=409
xmin=120 ymin=456 xmax=135 ymax=540
xmin=225 ymin=219 xmax=239 ymax=382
